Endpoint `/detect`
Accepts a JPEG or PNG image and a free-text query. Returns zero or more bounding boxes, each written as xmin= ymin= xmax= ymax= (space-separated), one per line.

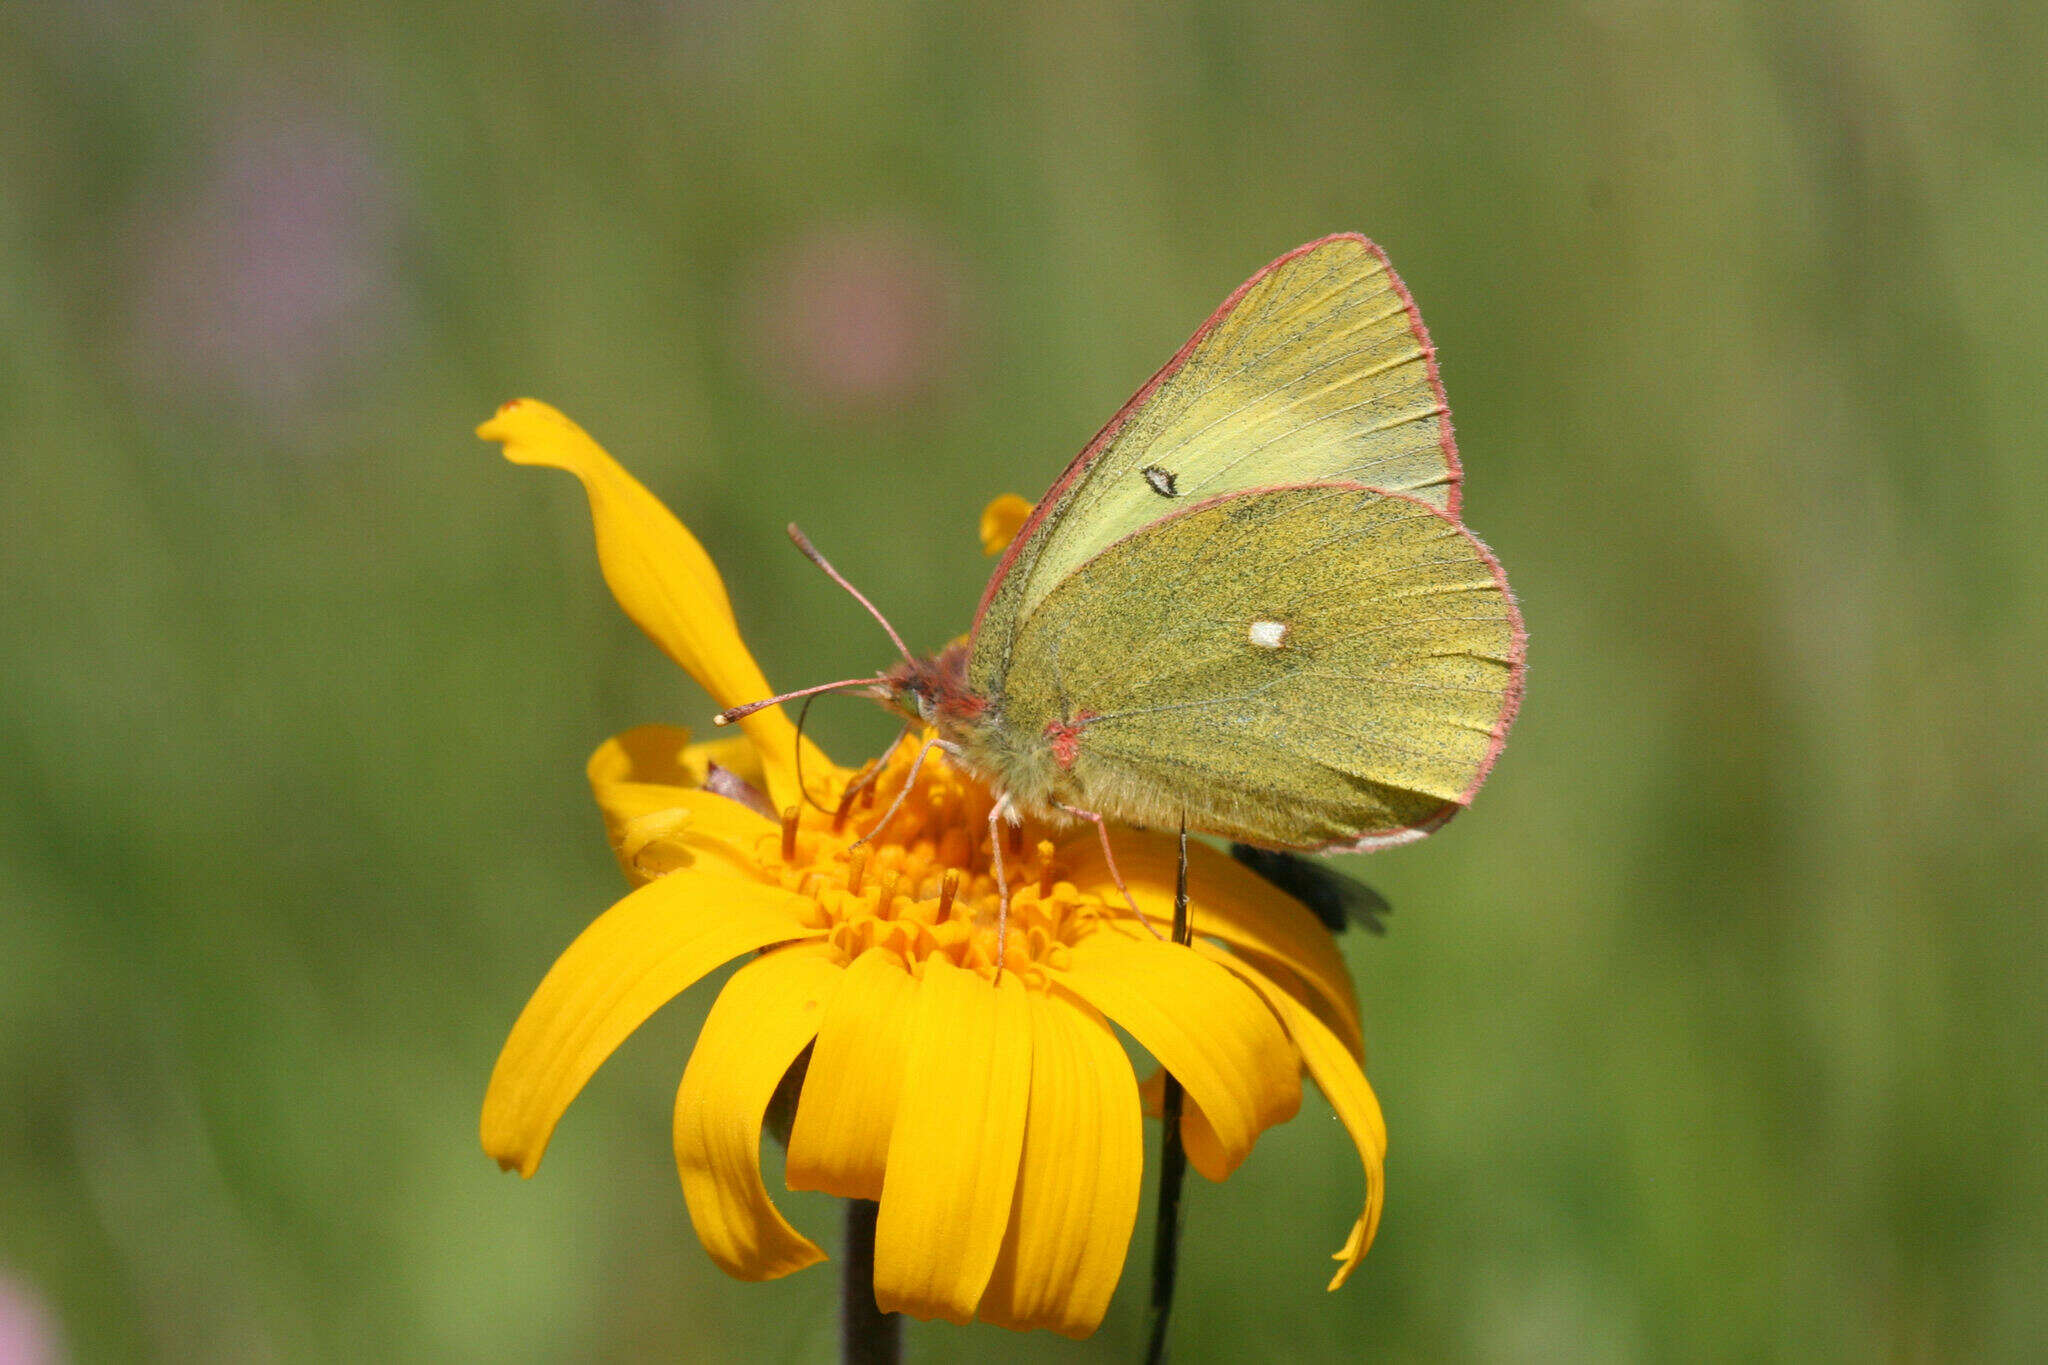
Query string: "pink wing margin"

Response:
xmin=1070 ymin=478 xmax=1523 ymax=854
xmin=971 ymin=233 xmax=1466 ymax=644
xmin=1313 ymin=486 xmax=1527 ymax=854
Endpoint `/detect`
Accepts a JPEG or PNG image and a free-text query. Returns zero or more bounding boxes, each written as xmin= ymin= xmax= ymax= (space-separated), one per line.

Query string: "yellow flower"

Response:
xmin=476 ymin=399 xmax=1389 ymax=1336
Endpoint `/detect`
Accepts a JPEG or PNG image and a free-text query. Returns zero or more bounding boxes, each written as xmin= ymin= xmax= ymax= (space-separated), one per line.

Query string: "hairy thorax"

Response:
xmin=876 ymin=644 xmax=1075 ymax=823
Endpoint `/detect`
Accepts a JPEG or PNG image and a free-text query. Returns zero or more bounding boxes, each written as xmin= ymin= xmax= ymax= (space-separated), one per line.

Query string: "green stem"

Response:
xmin=841 ymin=1199 xmax=899 ymax=1365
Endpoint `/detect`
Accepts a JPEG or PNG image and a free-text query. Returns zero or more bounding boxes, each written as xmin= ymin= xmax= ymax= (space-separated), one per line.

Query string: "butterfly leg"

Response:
xmin=850 ymin=732 xmax=941 ymax=849
xmin=987 ymin=792 xmax=1015 ymax=978
xmin=836 ymin=722 xmax=912 ymax=808
xmin=1059 ymin=803 xmax=1168 ymax=942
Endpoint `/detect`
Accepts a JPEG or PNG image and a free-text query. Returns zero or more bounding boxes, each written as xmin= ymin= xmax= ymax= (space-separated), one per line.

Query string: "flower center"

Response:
xmin=755 ymin=738 xmax=1112 ymax=983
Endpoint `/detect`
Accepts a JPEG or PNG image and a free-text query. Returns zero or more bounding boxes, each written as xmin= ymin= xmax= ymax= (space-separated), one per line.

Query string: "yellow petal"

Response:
xmin=588 ymin=722 xmax=820 ymax=840
xmin=785 ymin=948 xmax=918 ymax=1200
xmin=673 ymin=945 xmax=844 ymax=1280
xmin=586 ymin=728 xmax=701 ymax=861
xmin=589 ymin=723 xmax=771 ymax=801
xmin=1176 ymin=1090 xmax=1236 ymax=1184
xmin=1066 ymin=831 xmax=1365 ymax=1058
xmin=481 ymin=869 xmax=821 ymax=1176
xmin=978 ymin=991 xmax=1141 ymax=1338
xmin=874 ymin=962 xmax=1032 ymax=1324
xmin=1135 ymin=1066 xmax=1166 ymax=1116
xmin=682 ymin=733 xmax=772 ymax=791
xmin=478 ymin=399 xmax=830 ymax=810
xmin=1052 ymin=932 xmax=1300 ymax=1179
xmin=1131 ymin=1067 xmax=1234 ymax=1183
xmin=1205 ymin=947 xmax=1387 ymax=1288
xmin=586 ymin=731 xmax=786 ymax=884
xmin=978 ymin=493 xmax=1034 ymax=556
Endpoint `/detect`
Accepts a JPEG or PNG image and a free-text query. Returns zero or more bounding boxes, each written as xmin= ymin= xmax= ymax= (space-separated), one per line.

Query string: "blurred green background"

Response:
xmin=5 ymin=2 xmax=2044 ymax=1360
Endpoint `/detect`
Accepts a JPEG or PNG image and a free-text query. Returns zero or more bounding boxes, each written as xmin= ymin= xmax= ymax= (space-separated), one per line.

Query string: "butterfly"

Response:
xmin=722 ymin=234 xmax=1525 ymax=927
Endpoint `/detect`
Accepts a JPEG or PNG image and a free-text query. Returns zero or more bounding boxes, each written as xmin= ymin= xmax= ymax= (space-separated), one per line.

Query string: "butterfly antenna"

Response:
xmin=713 ymin=675 xmax=878 ymax=727
xmin=787 ymin=523 xmax=916 ymax=665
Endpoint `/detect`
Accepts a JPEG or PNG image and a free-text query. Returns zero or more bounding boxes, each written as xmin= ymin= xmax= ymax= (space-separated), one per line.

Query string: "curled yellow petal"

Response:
xmin=478 ymin=399 xmax=831 ymax=810
xmin=1132 ymin=1064 xmax=1254 ymax=1183
xmin=978 ymin=493 xmax=1034 ymax=556
xmin=480 ymin=869 xmax=822 ymax=1176
xmin=978 ymin=990 xmax=1141 ymax=1338
xmin=1176 ymin=1089 xmax=1235 ymax=1184
xmin=1205 ymin=946 xmax=1387 ymax=1288
xmin=673 ymin=946 xmax=844 ymax=1280
xmin=1053 ymin=932 xmax=1300 ymax=1179
xmin=786 ymin=948 xmax=918 ymax=1201
xmin=874 ymin=962 xmax=1031 ymax=1324
xmin=588 ymin=724 xmax=769 ymax=805
xmin=1066 ymin=832 xmax=1364 ymax=1059
xmin=586 ymin=729 xmax=788 ymax=883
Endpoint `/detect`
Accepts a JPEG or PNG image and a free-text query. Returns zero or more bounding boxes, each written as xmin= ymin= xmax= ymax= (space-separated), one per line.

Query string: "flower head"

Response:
xmin=477 ymin=400 xmax=1388 ymax=1335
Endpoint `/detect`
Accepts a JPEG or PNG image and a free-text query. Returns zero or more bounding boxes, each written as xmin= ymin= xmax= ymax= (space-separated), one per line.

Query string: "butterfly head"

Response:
xmin=877 ymin=641 xmax=988 ymax=734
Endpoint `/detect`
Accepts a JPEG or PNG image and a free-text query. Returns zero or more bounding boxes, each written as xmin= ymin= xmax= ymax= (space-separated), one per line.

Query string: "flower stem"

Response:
xmin=840 ymin=1199 xmax=899 ymax=1365
xmin=1145 ymin=823 xmax=1195 ymax=1365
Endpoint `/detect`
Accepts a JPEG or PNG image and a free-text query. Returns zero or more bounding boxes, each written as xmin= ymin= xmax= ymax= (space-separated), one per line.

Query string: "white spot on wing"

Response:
xmin=1249 ymin=619 xmax=1288 ymax=649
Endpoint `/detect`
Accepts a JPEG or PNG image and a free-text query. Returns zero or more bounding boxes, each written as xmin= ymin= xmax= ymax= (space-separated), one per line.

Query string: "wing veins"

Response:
xmin=1299 ymin=670 xmax=1508 ymax=696
xmin=1152 ymin=310 xmax=1418 ymax=482
xmin=1321 ymin=614 xmax=1517 ymax=650
xmin=1088 ymin=703 xmax=1457 ymax=780
xmin=1185 ymin=398 xmax=1450 ymax=491
xmin=1133 ymin=506 xmax=1474 ymax=647
xmin=1054 ymin=260 xmax=1405 ymax=532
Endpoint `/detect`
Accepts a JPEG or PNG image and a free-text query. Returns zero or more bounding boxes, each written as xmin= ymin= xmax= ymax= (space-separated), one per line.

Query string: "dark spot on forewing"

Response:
xmin=1142 ymin=465 xmax=1179 ymax=497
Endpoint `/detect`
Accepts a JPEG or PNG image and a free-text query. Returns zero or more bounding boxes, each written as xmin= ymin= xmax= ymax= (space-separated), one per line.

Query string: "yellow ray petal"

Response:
xmin=1135 ymin=1066 xmax=1166 ymax=1116
xmin=1052 ymin=932 xmax=1300 ymax=1179
xmin=588 ymin=724 xmax=770 ymax=804
xmin=1065 ymin=832 xmax=1364 ymax=1058
xmin=978 ymin=991 xmax=1141 ymax=1338
xmin=478 ymin=399 xmax=831 ymax=810
xmin=1234 ymin=954 xmax=1364 ymax=1074
xmin=1204 ymin=946 xmax=1387 ymax=1288
xmin=978 ymin=493 xmax=1033 ymax=556
xmin=874 ymin=961 xmax=1032 ymax=1324
xmin=1132 ymin=1064 xmax=1256 ymax=1184
xmin=1177 ymin=1089 xmax=1234 ymax=1184
xmin=481 ymin=870 xmax=822 ymax=1176
xmin=586 ymin=735 xmax=785 ymax=884
xmin=785 ymin=948 xmax=918 ymax=1200
xmin=673 ymin=945 xmax=844 ymax=1280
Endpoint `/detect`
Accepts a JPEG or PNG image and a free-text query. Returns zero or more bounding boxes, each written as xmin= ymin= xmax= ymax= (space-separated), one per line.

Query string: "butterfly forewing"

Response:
xmin=973 ymin=235 xmax=1459 ymax=689
xmin=996 ymin=485 xmax=1521 ymax=850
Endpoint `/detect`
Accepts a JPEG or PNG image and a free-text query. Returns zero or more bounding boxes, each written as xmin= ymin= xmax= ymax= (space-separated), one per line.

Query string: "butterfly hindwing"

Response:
xmin=972 ymin=235 xmax=1459 ymax=690
xmin=993 ymin=484 xmax=1522 ymax=850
